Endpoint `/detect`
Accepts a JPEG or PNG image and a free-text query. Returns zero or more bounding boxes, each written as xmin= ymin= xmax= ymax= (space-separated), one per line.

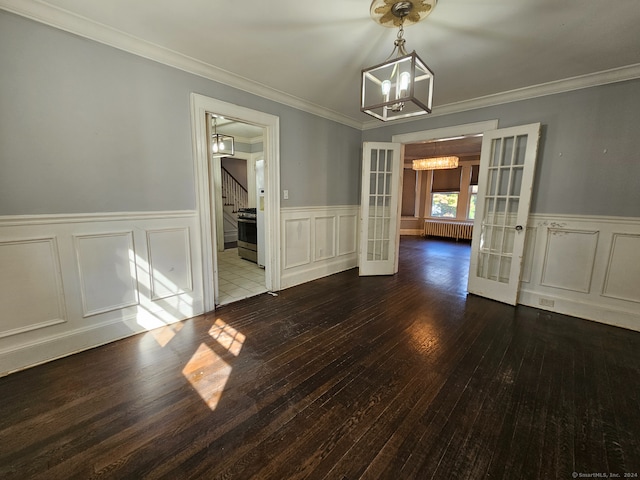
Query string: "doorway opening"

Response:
xmin=392 ymin=120 xmax=499 ymax=284
xmin=191 ymin=94 xmax=281 ymax=312
xmin=208 ymin=116 xmax=268 ymax=305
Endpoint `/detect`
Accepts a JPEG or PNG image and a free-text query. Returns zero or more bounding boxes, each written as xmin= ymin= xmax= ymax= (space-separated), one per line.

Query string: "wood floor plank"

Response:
xmin=1 ymin=237 xmax=639 ymax=480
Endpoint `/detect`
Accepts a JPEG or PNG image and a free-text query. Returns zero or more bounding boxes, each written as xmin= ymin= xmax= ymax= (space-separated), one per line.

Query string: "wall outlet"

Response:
xmin=283 ymin=189 xmax=289 ymax=200
xmin=539 ymin=298 xmax=555 ymax=307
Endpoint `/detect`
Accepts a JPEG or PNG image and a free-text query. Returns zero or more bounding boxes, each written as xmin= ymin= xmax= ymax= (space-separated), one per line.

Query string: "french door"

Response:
xmin=359 ymin=142 xmax=403 ymax=276
xmin=468 ymin=123 xmax=541 ymax=305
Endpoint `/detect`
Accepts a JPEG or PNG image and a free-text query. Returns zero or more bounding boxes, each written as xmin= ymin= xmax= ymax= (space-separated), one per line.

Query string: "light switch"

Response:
xmin=283 ymin=189 xmax=289 ymax=200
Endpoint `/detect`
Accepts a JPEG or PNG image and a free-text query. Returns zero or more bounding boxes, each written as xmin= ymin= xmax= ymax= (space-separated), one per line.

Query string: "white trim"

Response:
xmin=146 ymin=227 xmax=194 ymax=301
xmin=280 ymin=205 xmax=359 ymax=289
xmin=400 ymin=229 xmax=423 ymax=236
xmin=0 ymin=0 xmax=361 ymax=130
xmin=0 ymin=304 xmax=201 ymax=376
xmin=190 ymin=94 xmax=281 ymax=311
xmin=391 ymin=120 xmax=499 ymax=144
xmin=520 ymin=213 xmax=640 ymax=332
xmin=3 ymin=0 xmax=639 ymax=130
xmin=363 ymin=64 xmax=640 ymax=130
xmin=529 ymin=213 xmax=640 ymax=226
xmin=0 ymin=210 xmax=197 ymax=226
xmin=281 ymin=205 xmax=359 ymax=215
xmin=73 ymin=230 xmax=140 ymax=317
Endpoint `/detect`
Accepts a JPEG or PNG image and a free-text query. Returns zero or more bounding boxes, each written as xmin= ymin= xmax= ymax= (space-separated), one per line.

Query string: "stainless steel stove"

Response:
xmin=237 ymin=207 xmax=257 ymax=263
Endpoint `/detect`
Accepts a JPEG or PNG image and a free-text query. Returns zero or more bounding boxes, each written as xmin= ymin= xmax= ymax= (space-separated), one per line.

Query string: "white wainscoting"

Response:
xmin=281 ymin=206 xmax=359 ymax=289
xmin=0 ymin=211 xmax=203 ymax=376
xmin=520 ymin=214 xmax=640 ymax=332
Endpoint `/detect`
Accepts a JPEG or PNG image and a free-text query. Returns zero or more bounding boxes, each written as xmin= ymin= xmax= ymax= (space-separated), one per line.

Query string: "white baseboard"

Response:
xmin=280 ymin=205 xmax=359 ymax=290
xmin=0 ymin=297 xmax=202 ymax=376
xmin=400 ymin=229 xmax=423 ymax=236
xmin=281 ymin=254 xmax=357 ymax=290
xmin=519 ymin=289 xmax=639 ymax=332
xmin=0 ymin=211 xmax=204 ymax=376
xmin=519 ymin=213 xmax=640 ymax=332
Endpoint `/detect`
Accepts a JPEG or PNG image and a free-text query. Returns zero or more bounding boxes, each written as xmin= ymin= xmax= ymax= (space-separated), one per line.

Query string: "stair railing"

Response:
xmin=221 ymin=167 xmax=248 ymax=212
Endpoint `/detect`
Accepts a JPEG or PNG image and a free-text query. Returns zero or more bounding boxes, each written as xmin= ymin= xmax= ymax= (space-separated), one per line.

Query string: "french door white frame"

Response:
xmin=359 ymin=142 xmax=404 ymax=276
xmin=190 ymin=93 xmax=281 ymax=311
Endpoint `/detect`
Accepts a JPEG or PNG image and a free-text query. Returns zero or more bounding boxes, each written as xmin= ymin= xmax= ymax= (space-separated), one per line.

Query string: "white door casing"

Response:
xmin=359 ymin=142 xmax=403 ymax=276
xmin=190 ymin=93 xmax=281 ymax=311
xmin=468 ymin=123 xmax=541 ymax=305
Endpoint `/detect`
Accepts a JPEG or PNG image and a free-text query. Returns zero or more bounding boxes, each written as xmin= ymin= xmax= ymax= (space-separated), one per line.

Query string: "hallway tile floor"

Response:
xmin=217 ymin=248 xmax=267 ymax=305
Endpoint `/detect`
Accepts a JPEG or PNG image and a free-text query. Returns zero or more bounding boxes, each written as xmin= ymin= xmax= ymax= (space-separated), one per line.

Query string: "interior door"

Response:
xmin=359 ymin=142 xmax=403 ymax=276
xmin=468 ymin=123 xmax=541 ymax=305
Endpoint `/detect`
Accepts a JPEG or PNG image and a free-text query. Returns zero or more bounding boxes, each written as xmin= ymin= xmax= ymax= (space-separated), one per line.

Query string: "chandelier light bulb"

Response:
xmin=381 ymin=79 xmax=392 ymax=96
xmin=212 ymin=142 xmax=219 ymax=153
xmin=399 ymin=71 xmax=411 ymax=96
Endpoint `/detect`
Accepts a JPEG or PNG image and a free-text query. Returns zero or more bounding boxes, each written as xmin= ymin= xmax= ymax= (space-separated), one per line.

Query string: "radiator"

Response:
xmin=424 ymin=220 xmax=473 ymax=241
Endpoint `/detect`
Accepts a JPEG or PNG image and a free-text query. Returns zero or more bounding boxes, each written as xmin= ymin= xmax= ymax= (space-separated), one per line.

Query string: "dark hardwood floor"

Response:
xmin=1 ymin=237 xmax=639 ymax=479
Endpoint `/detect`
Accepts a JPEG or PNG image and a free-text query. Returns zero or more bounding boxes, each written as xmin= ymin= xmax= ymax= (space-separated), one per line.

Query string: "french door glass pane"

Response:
xmin=366 ymin=148 xmax=394 ymax=261
xmin=476 ymin=134 xmax=529 ymax=283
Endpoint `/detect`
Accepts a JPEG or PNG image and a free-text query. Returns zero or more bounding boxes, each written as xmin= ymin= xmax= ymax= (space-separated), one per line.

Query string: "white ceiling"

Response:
xmin=4 ymin=0 xmax=640 ymax=128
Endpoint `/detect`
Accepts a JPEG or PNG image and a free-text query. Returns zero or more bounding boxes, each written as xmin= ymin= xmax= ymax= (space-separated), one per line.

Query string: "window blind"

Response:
xmin=470 ymin=164 xmax=480 ymax=186
xmin=432 ymin=167 xmax=462 ymax=193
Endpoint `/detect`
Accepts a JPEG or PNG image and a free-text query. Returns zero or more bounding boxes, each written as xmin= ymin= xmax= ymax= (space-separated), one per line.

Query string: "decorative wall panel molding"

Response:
xmin=281 ymin=206 xmax=359 ymax=289
xmin=146 ymin=228 xmax=193 ymax=300
xmin=339 ymin=214 xmax=358 ymax=255
xmin=602 ymin=233 xmax=640 ymax=303
xmin=283 ymin=218 xmax=311 ymax=269
xmin=74 ymin=231 xmax=139 ymax=317
xmin=520 ymin=214 xmax=640 ymax=332
xmin=0 ymin=211 xmax=203 ymax=376
xmin=314 ymin=216 xmax=336 ymax=261
xmin=520 ymin=227 xmax=536 ymax=284
xmin=540 ymin=228 xmax=599 ymax=293
xmin=0 ymin=210 xmax=197 ymax=226
xmin=0 ymin=237 xmax=66 ymax=338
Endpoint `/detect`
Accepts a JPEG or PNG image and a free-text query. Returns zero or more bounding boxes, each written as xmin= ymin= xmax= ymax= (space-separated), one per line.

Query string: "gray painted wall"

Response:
xmin=3 ymin=10 xmax=637 ymax=218
xmin=0 ymin=11 xmax=362 ymax=215
xmin=363 ymin=79 xmax=640 ymax=217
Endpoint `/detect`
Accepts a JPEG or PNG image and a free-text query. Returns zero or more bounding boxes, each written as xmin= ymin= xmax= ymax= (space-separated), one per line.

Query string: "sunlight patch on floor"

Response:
xmin=209 ymin=318 xmax=245 ymax=356
xmin=182 ymin=318 xmax=245 ymax=410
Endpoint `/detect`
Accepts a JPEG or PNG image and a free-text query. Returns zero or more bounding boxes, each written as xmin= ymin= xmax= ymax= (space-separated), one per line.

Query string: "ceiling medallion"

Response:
xmin=361 ymin=0 xmax=437 ymax=121
xmin=370 ymin=0 xmax=438 ymax=28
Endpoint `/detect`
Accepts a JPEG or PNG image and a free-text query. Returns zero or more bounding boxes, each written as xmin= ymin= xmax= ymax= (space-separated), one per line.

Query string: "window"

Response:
xmin=430 ymin=167 xmax=461 ymax=218
xmin=468 ymin=185 xmax=478 ymax=219
xmin=427 ymin=163 xmax=480 ymax=220
xmin=468 ymin=165 xmax=479 ymax=219
xmin=431 ymin=192 xmax=459 ymax=217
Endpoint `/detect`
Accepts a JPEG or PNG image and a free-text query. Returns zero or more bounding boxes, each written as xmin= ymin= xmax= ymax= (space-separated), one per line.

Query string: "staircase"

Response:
xmin=221 ymin=167 xmax=248 ymax=245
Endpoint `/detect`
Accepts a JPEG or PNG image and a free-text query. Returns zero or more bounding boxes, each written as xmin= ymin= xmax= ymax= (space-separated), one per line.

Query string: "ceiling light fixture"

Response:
xmin=412 ymin=156 xmax=459 ymax=170
xmin=211 ymin=115 xmax=235 ymax=158
xmin=361 ymin=0 xmax=437 ymax=122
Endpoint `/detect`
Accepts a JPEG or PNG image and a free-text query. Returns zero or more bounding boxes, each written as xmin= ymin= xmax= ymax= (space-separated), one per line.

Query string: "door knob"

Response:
xmin=515 ymin=225 xmax=523 ymax=231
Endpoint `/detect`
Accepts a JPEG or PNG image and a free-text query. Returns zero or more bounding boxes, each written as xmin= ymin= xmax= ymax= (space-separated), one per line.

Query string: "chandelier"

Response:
xmin=211 ymin=115 xmax=235 ymax=158
xmin=412 ymin=156 xmax=459 ymax=170
xmin=361 ymin=0 xmax=437 ymax=122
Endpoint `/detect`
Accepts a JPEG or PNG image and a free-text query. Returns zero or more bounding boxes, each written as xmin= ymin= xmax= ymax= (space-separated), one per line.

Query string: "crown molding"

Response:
xmin=3 ymin=0 xmax=639 ymax=133
xmin=0 ymin=0 xmax=363 ymax=130
xmin=362 ymin=63 xmax=640 ymax=130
